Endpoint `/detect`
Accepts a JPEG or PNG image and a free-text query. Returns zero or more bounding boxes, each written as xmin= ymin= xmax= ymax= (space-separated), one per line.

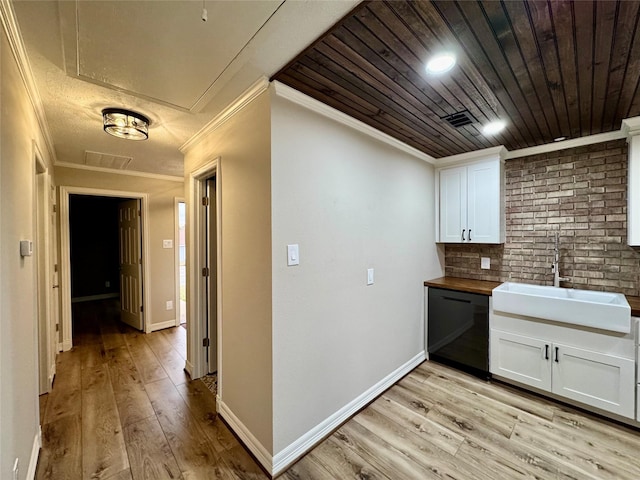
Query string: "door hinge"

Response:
xmin=54 ymin=263 xmax=58 ymax=273
xmin=52 ymin=204 xmax=57 ymax=213
xmin=202 ymin=267 xmax=209 ymax=277
xmin=55 ymin=323 xmax=59 ymax=332
xmin=138 ymin=210 xmax=141 ymax=217
xmin=202 ymin=196 xmax=209 ymax=206
xmin=140 ymin=305 xmax=144 ymax=313
xmin=202 ymin=338 xmax=210 ymax=347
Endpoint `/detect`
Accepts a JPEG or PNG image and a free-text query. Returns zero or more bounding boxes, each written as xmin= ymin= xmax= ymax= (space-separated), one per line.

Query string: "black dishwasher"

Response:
xmin=428 ymin=287 xmax=489 ymax=378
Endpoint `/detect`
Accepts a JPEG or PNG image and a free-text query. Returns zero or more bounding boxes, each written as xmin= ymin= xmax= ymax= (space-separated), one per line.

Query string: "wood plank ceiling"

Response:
xmin=273 ymin=0 xmax=640 ymax=158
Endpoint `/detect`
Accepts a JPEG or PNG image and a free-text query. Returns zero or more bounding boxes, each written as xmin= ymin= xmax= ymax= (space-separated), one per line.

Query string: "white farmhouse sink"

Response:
xmin=492 ymin=282 xmax=631 ymax=333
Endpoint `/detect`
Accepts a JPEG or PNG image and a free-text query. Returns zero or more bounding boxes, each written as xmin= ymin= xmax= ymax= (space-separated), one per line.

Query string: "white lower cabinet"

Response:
xmin=491 ymin=329 xmax=635 ymax=418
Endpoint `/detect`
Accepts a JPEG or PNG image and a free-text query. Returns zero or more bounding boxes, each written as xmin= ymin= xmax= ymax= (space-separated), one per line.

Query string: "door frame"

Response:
xmin=175 ymin=197 xmax=185 ymax=328
xmin=187 ymin=157 xmax=222 ymax=384
xmin=34 ymin=142 xmax=56 ymax=393
xmin=58 ymin=186 xmax=151 ymax=350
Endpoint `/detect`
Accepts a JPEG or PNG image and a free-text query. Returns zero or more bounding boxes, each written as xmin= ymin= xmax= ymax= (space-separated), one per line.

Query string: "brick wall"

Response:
xmin=445 ymin=139 xmax=640 ymax=296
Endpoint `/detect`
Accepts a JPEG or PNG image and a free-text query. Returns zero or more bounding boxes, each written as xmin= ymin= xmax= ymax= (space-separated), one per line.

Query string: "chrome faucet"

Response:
xmin=552 ymin=232 xmax=570 ymax=287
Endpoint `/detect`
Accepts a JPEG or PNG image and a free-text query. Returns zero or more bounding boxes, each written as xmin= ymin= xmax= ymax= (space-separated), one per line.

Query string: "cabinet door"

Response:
xmin=552 ymin=343 xmax=635 ymax=418
xmin=439 ymin=166 xmax=467 ymax=242
xmin=490 ymin=329 xmax=551 ymax=390
xmin=467 ymin=161 xmax=501 ymax=243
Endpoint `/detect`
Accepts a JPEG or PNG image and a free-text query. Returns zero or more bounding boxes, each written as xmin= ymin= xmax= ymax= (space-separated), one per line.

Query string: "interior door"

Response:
xmin=205 ymin=177 xmax=217 ymax=374
xmin=118 ymin=199 xmax=143 ymax=330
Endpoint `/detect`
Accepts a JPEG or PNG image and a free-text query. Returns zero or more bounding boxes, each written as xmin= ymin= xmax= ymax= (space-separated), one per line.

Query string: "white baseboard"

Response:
xmin=218 ymin=400 xmax=273 ymax=473
xmin=61 ymin=339 xmax=72 ymax=352
xmin=184 ymin=359 xmax=194 ymax=379
xmin=71 ymin=293 xmax=119 ymax=303
xmin=27 ymin=427 xmax=42 ymax=479
xmin=271 ymin=351 xmax=426 ymax=476
xmin=149 ymin=319 xmax=178 ymax=332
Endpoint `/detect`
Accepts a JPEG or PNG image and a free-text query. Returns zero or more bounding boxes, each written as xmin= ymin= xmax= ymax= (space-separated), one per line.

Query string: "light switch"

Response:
xmin=287 ymin=244 xmax=299 ymax=266
xmin=20 ymin=240 xmax=33 ymax=257
xmin=166 ymin=300 xmax=173 ymax=310
xmin=367 ymin=268 xmax=374 ymax=285
xmin=481 ymin=257 xmax=491 ymax=270
xmin=163 ymin=239 xmax=173 ymax=249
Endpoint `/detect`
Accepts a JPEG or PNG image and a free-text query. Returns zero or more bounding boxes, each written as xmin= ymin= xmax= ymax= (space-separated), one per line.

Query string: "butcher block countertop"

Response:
xmin=424 ymin=277 xmax=501 ymax=296
xmin=425 ymin=276 xmax=640 ymax=317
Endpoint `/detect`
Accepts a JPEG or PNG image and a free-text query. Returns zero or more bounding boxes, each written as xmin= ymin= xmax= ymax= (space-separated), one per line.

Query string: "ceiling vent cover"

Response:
xmin=84 ymin=151 xmax=133 ymax=169
xmin=442 ymin=110 xmax=476 ymax=128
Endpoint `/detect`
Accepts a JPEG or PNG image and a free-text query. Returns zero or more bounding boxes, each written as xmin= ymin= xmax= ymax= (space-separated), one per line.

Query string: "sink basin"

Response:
xmin=492 ymin=282 xmax=631 ymax=333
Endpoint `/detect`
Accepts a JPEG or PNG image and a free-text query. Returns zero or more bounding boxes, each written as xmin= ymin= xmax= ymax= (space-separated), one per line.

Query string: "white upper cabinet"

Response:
xmin=437 ymin=153 xmax=504 ymax=244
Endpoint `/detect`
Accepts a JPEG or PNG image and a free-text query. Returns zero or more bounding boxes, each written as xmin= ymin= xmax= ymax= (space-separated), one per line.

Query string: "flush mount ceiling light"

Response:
xmin=102 ymin=108 xmax=150 ymax=141
xmin=482 ymin=120 xmax=507 ymax=136
xmin=425 ymin=53 xmax=456 ymax=75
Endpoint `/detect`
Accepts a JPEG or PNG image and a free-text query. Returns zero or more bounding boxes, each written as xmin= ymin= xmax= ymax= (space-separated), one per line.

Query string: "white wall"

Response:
xmin=53 ymin=167 xmax=183 ymax=330
xmin=0 ymin=26 xmax=51 ymax=478
xmin=270 ymin=91 xmax=443 ymax=454
xmin=183 ymin=90 xmax=273 ymax=453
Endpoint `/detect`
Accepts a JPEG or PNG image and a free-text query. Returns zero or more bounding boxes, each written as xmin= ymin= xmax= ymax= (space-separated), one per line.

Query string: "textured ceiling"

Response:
xmin=274 ymin=0 xmax=640 ymax=158
xmin=12 ymin=0 xmax=359 ymax=176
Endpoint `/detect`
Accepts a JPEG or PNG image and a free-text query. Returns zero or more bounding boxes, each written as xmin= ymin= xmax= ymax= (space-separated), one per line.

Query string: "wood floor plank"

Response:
xmin=371 ymin=394 xmax=464 ymax=455
xmin=36 ymin=414 xmax=82 ymax=480
xmin=82 ymin=364 xmax=130 ymax=479
xmin=278 ymin=454 xmax=335 ymax=480
xmin=106 ymin=346 xmax=155 ymax=427
xmin=353 ymin=403 xmax=495 ymax=480
xmin=426 ymin=406 xmax=568 ymax=480
xmin=76 ymin=342 xmax=107 ymax=371
xmin=124 ymin=332 xmax=168 ymax=385
xmin=145 ymin=378 xmax=227 ymax=479
xmin=512 ymin=421 xmax=640 ymax=480
xmin=39 ymin=393 xmax=48 ymax=422
xmin=104 ymin=469 xmax=133 ymax=480
xmin=219 ymin=445 xmax=269 ymax=480
xmin=307 ymin=436 xmax=390 ymax=480
xmin=380 ymin=383 xmax=433 ymax=417
xmin=335 ymin=420 xmax=451 ymax=479
xmin=161 ymin=327 xmax=186 ymax=359
xmin=175 ymin=380 xmax=238 ymax=453
xmin=418 ymin=361 xmax=557 ymax=420
xmin=151 ymin=343 xmax=189 ymax=387
xmin=123 ymin=416 xmax=182 ymax=480
xmin=43 ymin=351 xmax=82 ymax=424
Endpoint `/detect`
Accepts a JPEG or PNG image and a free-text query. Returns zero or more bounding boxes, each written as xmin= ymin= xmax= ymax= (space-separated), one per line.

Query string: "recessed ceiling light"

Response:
xmin=482 ymin=120 xmax=507 ymax=136
xmin=554 ymin=136 xmax=567 ymax=142
xmin=425 ymin=53 xmax=456 ymax=75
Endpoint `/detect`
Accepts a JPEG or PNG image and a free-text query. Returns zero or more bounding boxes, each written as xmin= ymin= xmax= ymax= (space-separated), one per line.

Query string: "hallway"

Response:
xmin=36 ymin=300 xmax=266 ymax=479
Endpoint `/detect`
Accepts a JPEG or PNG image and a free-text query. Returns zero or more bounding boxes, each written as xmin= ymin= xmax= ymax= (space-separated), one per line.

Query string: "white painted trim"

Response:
xmin=175 ymin=197 xmax=185 ymax=327
xmin=272 ymin=351 xmax=427 ymax=476
xmin=620 ymin=116 xmax=640 ymax=138
xmin=219 ymin=400 xmax=273 ymax=473
xmin=180 ymin=77 xmax=270 ymax=153
xmin=54 ymin=161 xmax=184 ymax=183
xmin=504 ymin=130 xmax=626 ymax=160
xmin=187 ymin=158 xmax=222 ymax=380
xmin=71 ymin=293 xmax=119 ymax=303
xmin=59 ymin=186 xmax=152 ymax=349
xmin=149 ymin=319 xmax=178 ymax=332
xmin=184 ymin=359 xmax=195 ymax=378
xmin=272 ymin=81 xmax=436 ymax=164
xmin=434 ymin=145 xmax=507 ymax=168
xmin=27 ymin=427 xmax=42 ymax=479
xmin=0 ymin=0 xmax=57 ymax=165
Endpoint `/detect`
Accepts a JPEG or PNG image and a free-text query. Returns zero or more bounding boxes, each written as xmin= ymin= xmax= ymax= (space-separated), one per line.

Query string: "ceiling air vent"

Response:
xmin=441 ymin=110 xmax=476 ymax=128
xmin=84 ymin=151 xmax=133 ymax=169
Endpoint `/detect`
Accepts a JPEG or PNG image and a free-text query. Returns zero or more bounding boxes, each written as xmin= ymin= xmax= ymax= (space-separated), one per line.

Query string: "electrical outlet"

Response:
xmin=481 ymin=257 xmax=491 ymax=270
xmin=166 ymin=300 xmax=173 ymax=310
xmin=12 ymin=458 xmax=18 ymax=480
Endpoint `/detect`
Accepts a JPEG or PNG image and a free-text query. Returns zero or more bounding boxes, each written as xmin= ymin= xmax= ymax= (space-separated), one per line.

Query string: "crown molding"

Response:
xmin=272 ymin=81 xmax=436 ymax=164
xmin=54 ymin=161 xmax=184 ymax=182
xmin=505 ymin=130 xmax=627 ymax=160
xmin=180 ymin=76 xmax=270 ymax=154
xmin=621 ymin=117 xmax=640 ymax=138
xmin=0 ymin=0 xmax=57 ymax=165
xmin=433 ymin=145 xmax=507 ymax=168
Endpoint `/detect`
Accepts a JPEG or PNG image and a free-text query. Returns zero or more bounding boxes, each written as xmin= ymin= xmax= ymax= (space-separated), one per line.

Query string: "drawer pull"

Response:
xmin=554 ymin=346 xmax=560 ymax=363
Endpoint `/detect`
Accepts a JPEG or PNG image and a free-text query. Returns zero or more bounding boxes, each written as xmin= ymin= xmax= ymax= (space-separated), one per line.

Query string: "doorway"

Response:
xmin=59 ymin=186 xmax=152 ymax=349
xmin=176 ymin=200 xmax=186 ymax=327
xmin=188 ymin=158 xmax=221 ymax=381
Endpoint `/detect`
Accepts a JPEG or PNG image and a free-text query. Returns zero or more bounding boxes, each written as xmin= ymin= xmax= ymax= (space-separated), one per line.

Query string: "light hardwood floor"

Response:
xmin=38 ymin=301 xmax=640 ymax=479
